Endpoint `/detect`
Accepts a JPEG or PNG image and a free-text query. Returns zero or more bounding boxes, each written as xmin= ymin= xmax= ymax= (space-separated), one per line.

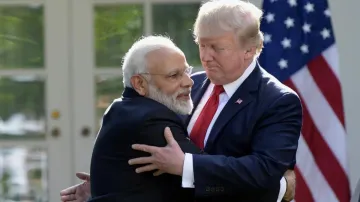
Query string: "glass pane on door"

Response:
xmin=0 ymin=76 xmax=45 ymax=139
xmin=95 ymin=75 xmax=123 ymax=128
xmin=0 ymin=5 xmax=44 ymax=69
xmin=0 ymin=146 xmax=47 ymax=202
xmin=94 ymin=4 xmax=143 ymax=67
xmin=152 ymin=3 xmax=201 ymax=67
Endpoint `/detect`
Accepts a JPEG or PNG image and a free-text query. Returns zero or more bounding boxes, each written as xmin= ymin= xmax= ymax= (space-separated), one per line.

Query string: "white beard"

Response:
xmin=147 ymin=84 xmax=193 ymax=115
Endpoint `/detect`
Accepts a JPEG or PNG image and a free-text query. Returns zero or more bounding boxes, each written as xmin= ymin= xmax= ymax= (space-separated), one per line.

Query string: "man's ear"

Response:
xmin=130 ymin=75 xmax=148 ymax=96
xmin=244 ymin=46 xmax=256 ymax=60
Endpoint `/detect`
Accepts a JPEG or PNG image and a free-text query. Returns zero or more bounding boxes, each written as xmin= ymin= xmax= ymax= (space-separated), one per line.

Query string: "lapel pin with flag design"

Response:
xmin=235 ymin=98 xmax=242 ymax=104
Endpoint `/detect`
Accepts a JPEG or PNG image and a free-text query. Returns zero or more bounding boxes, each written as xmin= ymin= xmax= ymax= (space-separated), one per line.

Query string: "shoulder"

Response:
xmin=96 ymin=96 xmax=185 ymax=140
xmin=191 ymin=70 xmax=206 ymax=78
xmin=258 ymin=67 xmax=300 ymax=105
xmin=191 ymin=71 xmax=207 ymax=83
xmin=105 ymin=96 xmax=183 ymax=124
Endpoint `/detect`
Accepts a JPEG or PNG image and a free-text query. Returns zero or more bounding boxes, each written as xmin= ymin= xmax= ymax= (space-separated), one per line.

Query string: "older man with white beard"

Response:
xmin=86 ymin=35 xmax=202 ymax=202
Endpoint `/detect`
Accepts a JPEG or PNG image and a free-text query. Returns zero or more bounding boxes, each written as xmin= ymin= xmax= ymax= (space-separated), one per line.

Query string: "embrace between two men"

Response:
xmin=61 ymin=1 xmax=302 ymax=201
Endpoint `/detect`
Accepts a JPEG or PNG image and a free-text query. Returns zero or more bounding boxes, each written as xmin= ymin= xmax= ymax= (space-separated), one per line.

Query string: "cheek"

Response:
xmin=199 ymin=50 xmax=206 ymax=61
xmin=159 ymin=83 xmax=180 ymax=96
xmin=213 ymin=56 xmax=230 ymax=71
xmin=215 ymin=55 xmax=241 ymax=73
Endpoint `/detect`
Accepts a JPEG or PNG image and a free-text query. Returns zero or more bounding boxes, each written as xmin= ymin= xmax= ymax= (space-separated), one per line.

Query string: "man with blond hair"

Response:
xmin=61 ymin=1 xmax=301 ymax=201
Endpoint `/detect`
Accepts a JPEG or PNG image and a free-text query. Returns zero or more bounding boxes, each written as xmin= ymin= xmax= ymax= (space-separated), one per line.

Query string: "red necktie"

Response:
xmin=190 ymin=85 xmax=224 ymax=149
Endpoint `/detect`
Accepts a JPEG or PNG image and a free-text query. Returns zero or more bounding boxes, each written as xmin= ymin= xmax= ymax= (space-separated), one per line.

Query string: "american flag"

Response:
xmin=258 ymin=0 xmax=350 ymax=201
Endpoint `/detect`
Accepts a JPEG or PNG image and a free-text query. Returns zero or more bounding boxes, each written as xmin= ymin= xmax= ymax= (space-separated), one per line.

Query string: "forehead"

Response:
xmin=198 ymin=32 xmax=237 ymax=45
xmin=146 ymin=48 xmax=187 ymax=72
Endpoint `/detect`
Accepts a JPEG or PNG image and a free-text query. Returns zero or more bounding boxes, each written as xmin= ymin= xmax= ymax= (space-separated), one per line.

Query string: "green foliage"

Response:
xmin=95 ymin=5 xmax=143 ymax=67
xmin=94 ymin=3 xmax=201 ymax=67
xmin=28 ymin=168 xmax=42 ymax=179
xmin=0 ymin=6 xmax=44 ymax=68
xmin=0 ymin=77 xmax=44 ymax=121
xmin=153 ymin=4 xmax=201 ymax=67
xmin=94 ymin=3 xmax=201 ymax=119
xmin=1 ymin=169 xmax=11 ymax=196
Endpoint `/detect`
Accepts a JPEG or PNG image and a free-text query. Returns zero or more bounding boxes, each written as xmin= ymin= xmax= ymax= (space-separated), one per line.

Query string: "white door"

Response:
xmin=0 ymin=0 xmax=72 ymax=201
xmin=70 ymin=0 xmax=204 ymax=176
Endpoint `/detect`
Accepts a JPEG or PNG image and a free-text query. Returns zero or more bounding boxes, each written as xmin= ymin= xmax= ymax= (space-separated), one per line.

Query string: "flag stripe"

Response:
xmin=307 ymin=55 xmax=345 ymax=125
xmin=294 ymin=167 xmax=314 ymax=202
xmin=296 ymin=134 xmax=338 ymax=201
xmin=285 ymin=80 xmax=350 ymax=202
xmin=290 ymin=66 xmax=348 ymax=171
xmin=322 ymin=45 xmax=340 ymax=79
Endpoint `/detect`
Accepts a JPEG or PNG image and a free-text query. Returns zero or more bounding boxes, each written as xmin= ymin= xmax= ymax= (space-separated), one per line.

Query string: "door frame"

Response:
xmin=69 ymin=0 xmax=96 ymax=181
xmin=45 ymin=0 xmax=73 ymax=200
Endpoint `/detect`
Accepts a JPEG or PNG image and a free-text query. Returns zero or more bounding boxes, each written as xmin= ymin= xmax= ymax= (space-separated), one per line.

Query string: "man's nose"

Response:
xmin=181 ymin=73 xmax=194 ymax=88
xmin=200 ymin=47 xmax=214 ymax=62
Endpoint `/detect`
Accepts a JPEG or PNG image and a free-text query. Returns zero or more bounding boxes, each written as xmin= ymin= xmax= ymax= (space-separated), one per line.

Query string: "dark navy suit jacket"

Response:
xmin=89 ymin=88 xmax=201 ymax=202
xmin=183 ymin=63 xmax=302 ymax=202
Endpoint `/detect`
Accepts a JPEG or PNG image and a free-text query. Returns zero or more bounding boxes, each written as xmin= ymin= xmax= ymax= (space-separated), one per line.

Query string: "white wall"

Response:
xmin=250 ymin=0 xmax=360 ymax=192
xmin=330 ymin=0 xmax=360 ymax=192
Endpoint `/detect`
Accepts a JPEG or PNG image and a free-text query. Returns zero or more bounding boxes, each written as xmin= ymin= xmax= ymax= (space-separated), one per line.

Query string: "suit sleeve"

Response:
xmin=138 ymin=113 xmax=202 ymax=155
xmin=192 ymin=93 xmax=302 ymax=197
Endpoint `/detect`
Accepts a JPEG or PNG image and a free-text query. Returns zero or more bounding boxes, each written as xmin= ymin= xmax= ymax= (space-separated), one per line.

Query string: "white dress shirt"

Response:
xmin=182 ymin=59 xmax=287 ymax=202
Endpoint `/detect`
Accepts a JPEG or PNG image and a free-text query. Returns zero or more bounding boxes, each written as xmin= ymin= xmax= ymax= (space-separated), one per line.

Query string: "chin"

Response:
xmin=177 ymin=109 xmax=193 ymax=115
xmin=175 ymin=101 xmax=193 ymax=115
xmin=207 ymin=69 xmax=221 ymax=76
xmin=207 ymin=75 xmax=223 ymax=85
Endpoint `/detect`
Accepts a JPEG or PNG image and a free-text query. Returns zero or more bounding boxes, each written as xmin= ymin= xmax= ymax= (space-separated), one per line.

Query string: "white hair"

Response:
xmin=122 ymin=35 xmax=180 ymax=88
xmin=193 ymin=0 xmax=264 ymax=54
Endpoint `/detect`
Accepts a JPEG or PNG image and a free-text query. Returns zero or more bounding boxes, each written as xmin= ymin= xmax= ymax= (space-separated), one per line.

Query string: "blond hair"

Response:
xmin=193 ymin=0 xmax=264 ymax=54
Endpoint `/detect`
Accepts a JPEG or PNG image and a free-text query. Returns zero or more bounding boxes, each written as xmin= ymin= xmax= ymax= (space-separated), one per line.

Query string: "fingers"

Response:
xmin=131 ymin=144 xmax=158 ymax=153
xmin=164 ymin=127 xmax=176 ymax=145
xmin=135 ymin=164 xmax=158 ymax=173
xmin=284 ymin=170 xmax=296 ymax=201
xmin=60 ymin=193 xmax=76 ymax=201
xmin=284 ymin=169 xmax=295 ymax=180
xmin=76 ymin=172 xmax=90 ymax=181
xmin=60 ymin=184 xmax=78 ymax=195
xmin=153 ymin=170 xmax=165 ymax=176
xmin=128 ymin=156 xmax=153 ymax=165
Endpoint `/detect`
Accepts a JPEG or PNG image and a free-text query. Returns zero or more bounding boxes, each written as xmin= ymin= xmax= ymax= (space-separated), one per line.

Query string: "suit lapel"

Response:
xmin=204 ymin=65 xmax=262 ymax=151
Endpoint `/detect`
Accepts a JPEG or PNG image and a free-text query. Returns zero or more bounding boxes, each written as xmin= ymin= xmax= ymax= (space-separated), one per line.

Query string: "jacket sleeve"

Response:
xmin=192 ymin=93 xmax=302 ymax=197
xmin=138 ymin=113 xmax=202 ymax=155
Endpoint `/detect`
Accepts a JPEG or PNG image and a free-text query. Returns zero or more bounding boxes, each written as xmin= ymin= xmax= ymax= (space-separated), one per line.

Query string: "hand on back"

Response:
xmin=60 ymin=172 xmax=91 ymax=202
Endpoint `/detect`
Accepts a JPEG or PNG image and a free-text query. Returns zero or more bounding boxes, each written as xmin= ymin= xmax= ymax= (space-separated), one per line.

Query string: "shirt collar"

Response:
xmin=220 ymin=57 xmax=257 ymax=98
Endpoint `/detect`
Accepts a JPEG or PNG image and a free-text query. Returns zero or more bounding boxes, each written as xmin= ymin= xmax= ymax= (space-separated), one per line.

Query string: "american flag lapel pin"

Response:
xmin=235 ymin=98 xmax=242 ymax=104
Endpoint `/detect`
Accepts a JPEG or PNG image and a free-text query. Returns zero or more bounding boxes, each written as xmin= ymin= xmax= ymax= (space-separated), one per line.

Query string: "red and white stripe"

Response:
xmin=284 ymin=44 xmax=350 ymax=202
